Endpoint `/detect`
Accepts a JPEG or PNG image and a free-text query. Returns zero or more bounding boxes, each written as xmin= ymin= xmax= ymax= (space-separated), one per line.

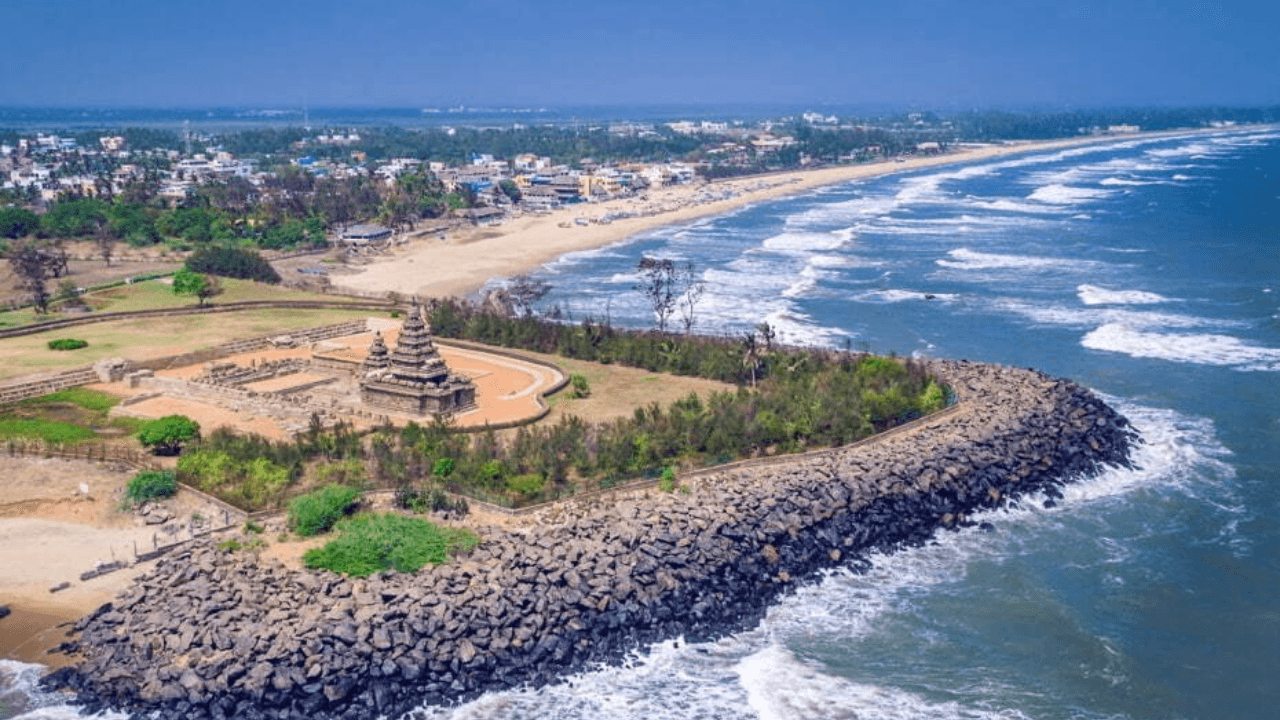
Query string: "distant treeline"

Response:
xmin=945 ymin=106 xmax=1280 ymax=140
xmin=220 ymin=125 xmax=707 ymax=166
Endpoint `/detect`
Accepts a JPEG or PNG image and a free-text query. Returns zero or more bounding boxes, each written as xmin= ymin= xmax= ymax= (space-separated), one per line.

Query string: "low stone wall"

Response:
xmin=0 ymin=320 xmax=372 ymax=406
xmin=46 ymin=360 xmax=1138 ymax=720
xmin=0 ymin=366 xmax=101 ymax=404
xmin=0 ymin=301 xmax=390 ymax=341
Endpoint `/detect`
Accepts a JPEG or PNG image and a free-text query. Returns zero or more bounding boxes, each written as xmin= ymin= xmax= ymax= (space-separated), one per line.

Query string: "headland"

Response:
xmin=42 ymin=359 xmax=1137 ymax=719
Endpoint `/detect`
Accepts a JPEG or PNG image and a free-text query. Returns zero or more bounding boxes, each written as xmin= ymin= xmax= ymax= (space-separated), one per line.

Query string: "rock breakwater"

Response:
xmin=45 ymin=360 xmax=1138 ymax=720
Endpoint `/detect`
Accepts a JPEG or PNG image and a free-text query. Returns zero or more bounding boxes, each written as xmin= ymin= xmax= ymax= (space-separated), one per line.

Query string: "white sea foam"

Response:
xmin=935 ymin=248 xmax=1091 ymax=272
xmin=606 ymin=271 xmax=641 ymax=285
xmin=761 ymin=308 xmax=849 ymax=347
xmin=1081 ymin=324 xmax=1280 ymax=370
xmin=0 ymin=659 xmax=129 ymax=720
xmin=852 ymin=289 xmax=959 ymax=304
xmin=808 ymin=253 xmax=875 ymax=270
xmin=1027 ymin=183 xmax=1114 ymax=205
xmin=1077 ymin=284 xmax=1172 ymax=306
xmin=735 ymin=644 xmax=1026 ymax=720
xmin=1099 ymin=176 xmax=1163 ymax=187
xmin=992 ymin=299 xmax=1229 ymax=331
xmin=780 ymin=264 xmax=821 ymax=299
xmin=761 ymin=230 xmax=851 ymax=255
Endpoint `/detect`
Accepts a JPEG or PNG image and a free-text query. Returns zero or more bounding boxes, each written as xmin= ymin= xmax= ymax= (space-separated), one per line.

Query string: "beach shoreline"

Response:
xmin=331 ymin=127 xmax=1237 ymax=301
xmin=0 ymin=456 xmax=210 ymax=667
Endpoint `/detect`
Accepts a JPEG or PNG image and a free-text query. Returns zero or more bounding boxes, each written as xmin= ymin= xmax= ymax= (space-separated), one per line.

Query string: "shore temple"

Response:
xmin=359 ymin=303 xmax=476 ymax=416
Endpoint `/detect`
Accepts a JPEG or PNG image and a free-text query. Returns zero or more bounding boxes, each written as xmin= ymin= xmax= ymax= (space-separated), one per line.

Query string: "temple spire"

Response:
xmin=362 ymin=331 xmax=389 ymax=373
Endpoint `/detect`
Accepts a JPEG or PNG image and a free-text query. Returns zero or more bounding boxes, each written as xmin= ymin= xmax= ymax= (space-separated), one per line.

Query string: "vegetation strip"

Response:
xmin=46 ymin=359 xmax=1137 ymax=720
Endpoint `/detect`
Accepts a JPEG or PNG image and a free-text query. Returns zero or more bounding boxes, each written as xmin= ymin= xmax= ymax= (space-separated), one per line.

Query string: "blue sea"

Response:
xmin=5 ymin=128 xmax=1279 ymax=719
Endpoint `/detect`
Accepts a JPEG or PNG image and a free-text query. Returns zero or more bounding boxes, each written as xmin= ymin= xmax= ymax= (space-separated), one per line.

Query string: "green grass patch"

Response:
xmin=47 ymin=338 xmax=89 ymax=351
xmin=21 ymin=388 xmax=119 ymax=414
xmin=303 ymin=513 xmax=479 ymax=577
xmin=287 ymin=484 xmax=362 ymax=537
xmin=2 ymin=388 xmax=130 ymax=444
xmin=0 ymin=418 xmax=97 ymax=443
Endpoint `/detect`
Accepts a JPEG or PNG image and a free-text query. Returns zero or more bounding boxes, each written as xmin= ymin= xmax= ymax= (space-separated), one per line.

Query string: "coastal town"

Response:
xmin=0 ymin=111 xmax=962 ymax=251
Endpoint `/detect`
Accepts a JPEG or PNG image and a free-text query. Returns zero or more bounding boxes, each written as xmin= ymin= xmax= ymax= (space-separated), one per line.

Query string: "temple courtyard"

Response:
xmin=89 ymin=311 xmax=565 ymax=440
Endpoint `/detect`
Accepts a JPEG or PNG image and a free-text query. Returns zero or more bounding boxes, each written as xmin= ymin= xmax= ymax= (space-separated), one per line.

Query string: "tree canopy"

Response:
xmin=138 ymin=415 xmax=201 ymax=455
xmin=172 ymin=268 xmax=224 ymax=306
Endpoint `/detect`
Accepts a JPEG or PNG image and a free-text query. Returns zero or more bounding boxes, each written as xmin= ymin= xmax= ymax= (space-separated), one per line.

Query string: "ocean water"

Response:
xmin=6 ymin=128 xmax=1279 ymax=719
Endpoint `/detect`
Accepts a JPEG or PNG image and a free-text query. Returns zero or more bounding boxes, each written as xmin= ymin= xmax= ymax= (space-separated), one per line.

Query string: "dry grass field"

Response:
xmin=513 ymin=349 xmax=736 ymax=426
xmin=0 ymin=304 xmax=383 ymax=381
xmin=0 ymin=276 xmax=369 ymax=329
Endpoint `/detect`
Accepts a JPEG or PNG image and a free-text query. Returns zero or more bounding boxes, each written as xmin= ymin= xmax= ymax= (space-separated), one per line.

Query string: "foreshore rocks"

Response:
xmin=45 ymin=359 xmax=1138 ymax=720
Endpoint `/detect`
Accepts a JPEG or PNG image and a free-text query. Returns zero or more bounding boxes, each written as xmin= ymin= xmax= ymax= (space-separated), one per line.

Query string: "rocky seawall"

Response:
xmin=45 ymin=360 xmax=1138 ymax=720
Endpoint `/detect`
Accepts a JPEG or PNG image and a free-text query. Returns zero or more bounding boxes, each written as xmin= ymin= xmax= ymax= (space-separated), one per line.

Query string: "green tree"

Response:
xmin=172 ymin=268 xmax=223 ymax=306
xmin=41 ymin=197 xmax=109 ymax=238
xmin=138 ymin=415 xmax=200 ymax=455
xmin=0 ymin=207 xmax=39 ymax=239
xmin=106 ymin=202 xmax=159 ymax=246
xmin=498 ymin=179 xmax=522 ymax=203
xmin=185 ymin=246 xmax=281 ymax=283
xmin=6 ymin=240 xmax=62 ymax=313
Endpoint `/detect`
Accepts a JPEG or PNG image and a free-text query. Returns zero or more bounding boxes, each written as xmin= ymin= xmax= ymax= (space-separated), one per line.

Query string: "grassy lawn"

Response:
xmin=0 ymin=277 xmax=371 ymax=329
xmin=529 ymin=352 xmax=736 ymax=427
xmin=0 ymin=306 xmax=383 ymax=380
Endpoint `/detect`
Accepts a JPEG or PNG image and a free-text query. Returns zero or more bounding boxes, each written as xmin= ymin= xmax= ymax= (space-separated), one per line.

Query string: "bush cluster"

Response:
xmin=185 ymin=246 xmax=281 ymax=284
xmin=287 ymin=484 xmax=362 ymax=537
xmin=302 ymin=513 xmax=479 ymax=577
xmin=123 ymin=470 xmax=177 ymax=507
xmin=394 ymin=485 xmax=468 ymax=515
xmin=47 ymin=338 xmax=88 ymax=351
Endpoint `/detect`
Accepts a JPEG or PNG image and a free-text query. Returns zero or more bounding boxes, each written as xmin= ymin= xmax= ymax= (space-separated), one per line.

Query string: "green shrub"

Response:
xmin=395 ymin=485 xmax=468 ymax=515
xmin=658 ymin=466 xmax=678 ymax=493
xmin=506 ymin=473 xmax=545 ymax=496
xmin=124 ymin=470 xmax=177 ymax=507
xmin=569 ymin=373 xmax=591 ymax=398
xmin=218 ymin=539 xmax=243 ymax=552
xmin=314 ymin=457 xmax=366 ymax=486
xmin=243 ymin=519 xmax=265 ymax=534
xmin=303 ymin=513 xmax=479 ymax=577
xmin=47 ymin=338 xmax=88 ymax=351
xmin=287 ymin=484 xmax=361 ymax=537
xmin=431 ymin=457 xmax=455 ymax=478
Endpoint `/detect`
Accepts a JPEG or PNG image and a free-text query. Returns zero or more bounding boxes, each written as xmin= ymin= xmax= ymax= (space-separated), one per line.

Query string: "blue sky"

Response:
xmin=4 ymin=0 xmax=1277 ymax=108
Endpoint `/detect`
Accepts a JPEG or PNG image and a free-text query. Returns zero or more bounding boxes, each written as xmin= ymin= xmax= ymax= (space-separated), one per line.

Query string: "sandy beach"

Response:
xmin=0 ymin=457 xmax=237 ymax=666
xmin=332 ymin=131 xmax=1202 ymax=300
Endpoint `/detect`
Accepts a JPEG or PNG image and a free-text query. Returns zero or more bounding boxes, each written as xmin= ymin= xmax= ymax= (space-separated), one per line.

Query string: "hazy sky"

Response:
xmin=4 ymin=0 xmax=1277 ymax=109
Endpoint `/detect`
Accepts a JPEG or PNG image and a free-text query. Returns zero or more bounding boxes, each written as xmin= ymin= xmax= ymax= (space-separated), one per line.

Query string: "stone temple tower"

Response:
xmin=359 ymin=302 xmax=476 ymax=416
